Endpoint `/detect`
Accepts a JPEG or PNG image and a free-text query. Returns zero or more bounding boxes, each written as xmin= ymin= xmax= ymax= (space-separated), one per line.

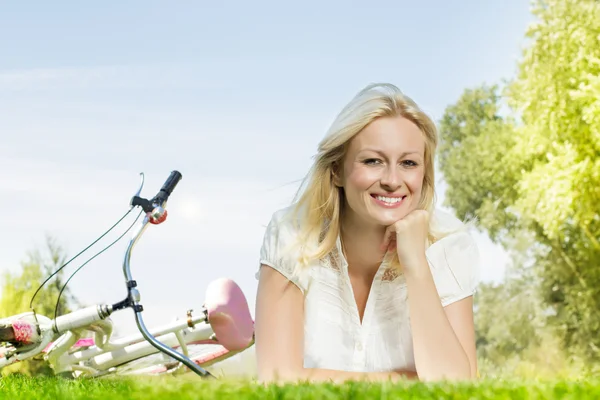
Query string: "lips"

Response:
xmin=370 ymin=194 xmax=407 ymax=207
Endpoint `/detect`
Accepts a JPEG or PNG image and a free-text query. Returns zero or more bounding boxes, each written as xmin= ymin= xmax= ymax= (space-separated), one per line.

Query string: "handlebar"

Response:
xmin=120 ymin=170 xmax=213 ymax=378
xmin=130 ymin=170 xmax=182 ymax=214
xmin=152 ymin=170 xmax=182 ymax=206
xmin=60 ymin=170 xmax=212 ymax=378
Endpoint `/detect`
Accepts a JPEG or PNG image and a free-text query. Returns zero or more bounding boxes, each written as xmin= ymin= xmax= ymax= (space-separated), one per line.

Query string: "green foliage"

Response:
xmin=437 ymin=85 xmax=522 ymax=244
xmin=438 ymin=0 xmax=600 ymax=369
xmin=507 ymin=0 xmax=600 ymax=241
xmin=0 ymin=236 xmax=78 ymax=377
xmin=473 ymin=230 xmax=583 ymax=380
xmin=475 ymin=278 xmax=542 ymax=366
xmin=1 ymin=375 xmax=600 ymax=400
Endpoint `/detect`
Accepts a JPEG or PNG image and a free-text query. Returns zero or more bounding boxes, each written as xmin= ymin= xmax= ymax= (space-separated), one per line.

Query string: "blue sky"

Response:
xmin=1 ymin=1 xmax=533 ymax=336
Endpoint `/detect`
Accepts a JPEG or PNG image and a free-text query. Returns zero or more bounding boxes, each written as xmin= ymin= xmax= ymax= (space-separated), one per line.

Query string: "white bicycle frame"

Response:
xmin=0 ymin=171 xmax=255 ymax=379
xmin=1 ymin=302 xmax=248 ymax=377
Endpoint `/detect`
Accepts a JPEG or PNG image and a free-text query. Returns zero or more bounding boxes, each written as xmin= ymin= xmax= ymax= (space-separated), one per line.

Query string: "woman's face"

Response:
xmin=335 ymin=115 xmax=426 ymax=228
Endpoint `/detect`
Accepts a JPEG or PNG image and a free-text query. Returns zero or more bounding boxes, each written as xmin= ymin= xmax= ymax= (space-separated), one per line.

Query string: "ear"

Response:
xmin=331 ymin=162 xmax=343 ymax=187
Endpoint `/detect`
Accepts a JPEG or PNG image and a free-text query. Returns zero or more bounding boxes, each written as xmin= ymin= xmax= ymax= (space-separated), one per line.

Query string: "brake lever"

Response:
xmin=129 ymin=172 xmax=145 ymax=210
xmin=129 ymin=173 xmax=155 ymax=213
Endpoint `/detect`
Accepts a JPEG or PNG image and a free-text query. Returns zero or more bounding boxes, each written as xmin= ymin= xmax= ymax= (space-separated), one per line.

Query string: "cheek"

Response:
xmin=405 ymin=170 xmax=425 ymax=193
xmin=345 ymin=167 xmax=378 ymax=191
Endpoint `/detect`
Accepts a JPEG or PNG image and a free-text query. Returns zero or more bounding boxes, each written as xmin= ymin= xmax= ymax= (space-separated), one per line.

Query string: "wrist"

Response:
xmin=401 ymin=254 xmax=429 ymax=278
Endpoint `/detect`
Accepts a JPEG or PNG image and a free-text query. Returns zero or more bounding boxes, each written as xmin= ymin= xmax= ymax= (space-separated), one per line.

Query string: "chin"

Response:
xmin=370 ymin=209 xmax=409 ymax=226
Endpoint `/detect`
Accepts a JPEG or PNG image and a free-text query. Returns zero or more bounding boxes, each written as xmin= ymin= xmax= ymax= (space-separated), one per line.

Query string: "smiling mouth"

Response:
xmin=370 ymin=194 xmax=407 ymax=207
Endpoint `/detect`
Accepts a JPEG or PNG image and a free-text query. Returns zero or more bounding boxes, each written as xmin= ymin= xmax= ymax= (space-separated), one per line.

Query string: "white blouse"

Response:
xmin=256 ymin=206 xmax=481 ymax=373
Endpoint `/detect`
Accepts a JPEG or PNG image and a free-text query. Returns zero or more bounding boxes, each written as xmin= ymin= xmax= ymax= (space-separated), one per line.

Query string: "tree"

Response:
xmin=437 ymin=84 xmax=522 ymax=244
xmin=504 ymin=0 xmax=600 ymax=362
xmin=0 ymin=236 xmax=78 ymax=376
xmin=438 ymin=0 xmax=600 ymax=363
xmin=506 ymin=0 xmax=600 ymax=244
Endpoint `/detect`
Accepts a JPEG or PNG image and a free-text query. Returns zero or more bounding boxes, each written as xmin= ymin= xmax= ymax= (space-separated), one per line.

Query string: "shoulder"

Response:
xmin=258 ymin=204 xmax=309 ymax=293
xmin=426 ymin=208 xmax=481 ymax=306
xmin=427 ymin=207 xmax=479 ymax=261
xmin=429 ymin=208 xmax=478 ymax=249
xmin=430 ymin=207 xmax=469 ymax=232
xmin=262 ymin=205 xmax=302 ymax=244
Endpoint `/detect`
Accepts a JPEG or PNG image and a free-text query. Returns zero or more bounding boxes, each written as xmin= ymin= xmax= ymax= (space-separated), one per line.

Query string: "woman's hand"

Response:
xmin=380 ymin=209 xmax=429 ymax=272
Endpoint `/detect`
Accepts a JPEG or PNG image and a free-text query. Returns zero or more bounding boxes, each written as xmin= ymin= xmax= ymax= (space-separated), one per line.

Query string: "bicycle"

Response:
xmin=0 ymin=171 xmax=255 ymax=379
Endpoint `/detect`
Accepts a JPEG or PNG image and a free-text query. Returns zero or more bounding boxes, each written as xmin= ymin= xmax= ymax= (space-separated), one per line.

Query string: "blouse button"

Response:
xmin=356 ymin=342 xmax=363 ymax=351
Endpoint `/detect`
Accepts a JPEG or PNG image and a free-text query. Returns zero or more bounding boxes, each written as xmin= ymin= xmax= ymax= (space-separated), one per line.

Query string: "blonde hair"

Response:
xmin=287 ymin=83 xmax=449 ymax=271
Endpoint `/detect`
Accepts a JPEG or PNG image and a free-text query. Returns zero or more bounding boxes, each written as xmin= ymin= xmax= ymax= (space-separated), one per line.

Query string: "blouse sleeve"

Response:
xmin=255 ymin=209 xmax=308 ymax=294
xmin=427 ymin=230 xmax=481 ymax=307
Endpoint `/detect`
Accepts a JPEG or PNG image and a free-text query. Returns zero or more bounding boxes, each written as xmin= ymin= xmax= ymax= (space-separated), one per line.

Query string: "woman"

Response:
xmin=254 ymin=83 xmax=480 ymax=383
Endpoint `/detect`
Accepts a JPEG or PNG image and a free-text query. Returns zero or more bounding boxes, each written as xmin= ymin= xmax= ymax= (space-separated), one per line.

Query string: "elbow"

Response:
xmin=418 ymin=356 xmax=475 ymax=382
xmin=451 ymin=357 xmax=477 ymax=381
xmin=464 ymin=354 xmax=479 ymax=380
xmin=419 ymin=369 xmax=473 ymax=383
xmin=447 ymin=351 xmax=478 ymax=381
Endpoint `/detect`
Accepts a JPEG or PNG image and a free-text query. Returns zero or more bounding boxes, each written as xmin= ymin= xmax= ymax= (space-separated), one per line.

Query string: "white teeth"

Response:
xmin=376 ymin=196 xmax=403 ymax=204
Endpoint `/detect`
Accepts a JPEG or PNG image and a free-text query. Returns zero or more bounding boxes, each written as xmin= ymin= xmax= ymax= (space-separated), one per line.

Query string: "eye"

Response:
xmin=363 ymin=158 xmax=383 ymax=165
xmin=401 ymin=160 xmax=419 ymax=167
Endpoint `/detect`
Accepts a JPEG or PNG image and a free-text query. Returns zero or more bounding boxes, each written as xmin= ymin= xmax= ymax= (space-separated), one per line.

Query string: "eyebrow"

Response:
xmin=358 ymin=149 xmax=423 ymax=158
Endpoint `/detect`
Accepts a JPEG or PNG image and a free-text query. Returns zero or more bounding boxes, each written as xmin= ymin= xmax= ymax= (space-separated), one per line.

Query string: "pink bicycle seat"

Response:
xmin=204 ymin=278 xmax=254 ymax=351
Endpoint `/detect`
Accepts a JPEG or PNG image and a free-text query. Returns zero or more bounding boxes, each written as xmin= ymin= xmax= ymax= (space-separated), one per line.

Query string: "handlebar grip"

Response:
xmin=161 ymin=170 xmax=182 ymax=196
xmin=153 ymin=170 xmax=182 ymax=204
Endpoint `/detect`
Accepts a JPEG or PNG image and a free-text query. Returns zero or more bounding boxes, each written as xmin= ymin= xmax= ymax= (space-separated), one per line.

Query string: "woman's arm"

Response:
xmin=381 ymin=210 xmax=478 ymax=381
xmin=404 ymin=257 xmax=478 ymax=381
xmin=255 ymin=265 xmax=418 ymax=383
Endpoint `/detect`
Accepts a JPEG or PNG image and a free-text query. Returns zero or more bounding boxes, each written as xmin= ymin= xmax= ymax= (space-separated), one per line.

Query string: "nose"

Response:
xmin=380 ymin=165 xmax=402 ymax=191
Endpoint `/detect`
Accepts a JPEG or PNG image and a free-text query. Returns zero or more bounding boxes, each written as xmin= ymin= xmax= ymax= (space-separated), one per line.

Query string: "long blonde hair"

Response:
xmin=288 ymin=83 xmax=445 ymax=270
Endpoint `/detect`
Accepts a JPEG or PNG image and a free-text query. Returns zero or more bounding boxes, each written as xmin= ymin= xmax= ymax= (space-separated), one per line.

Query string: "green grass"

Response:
xmin=0 ymin=375 xmax=599 ymax=400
